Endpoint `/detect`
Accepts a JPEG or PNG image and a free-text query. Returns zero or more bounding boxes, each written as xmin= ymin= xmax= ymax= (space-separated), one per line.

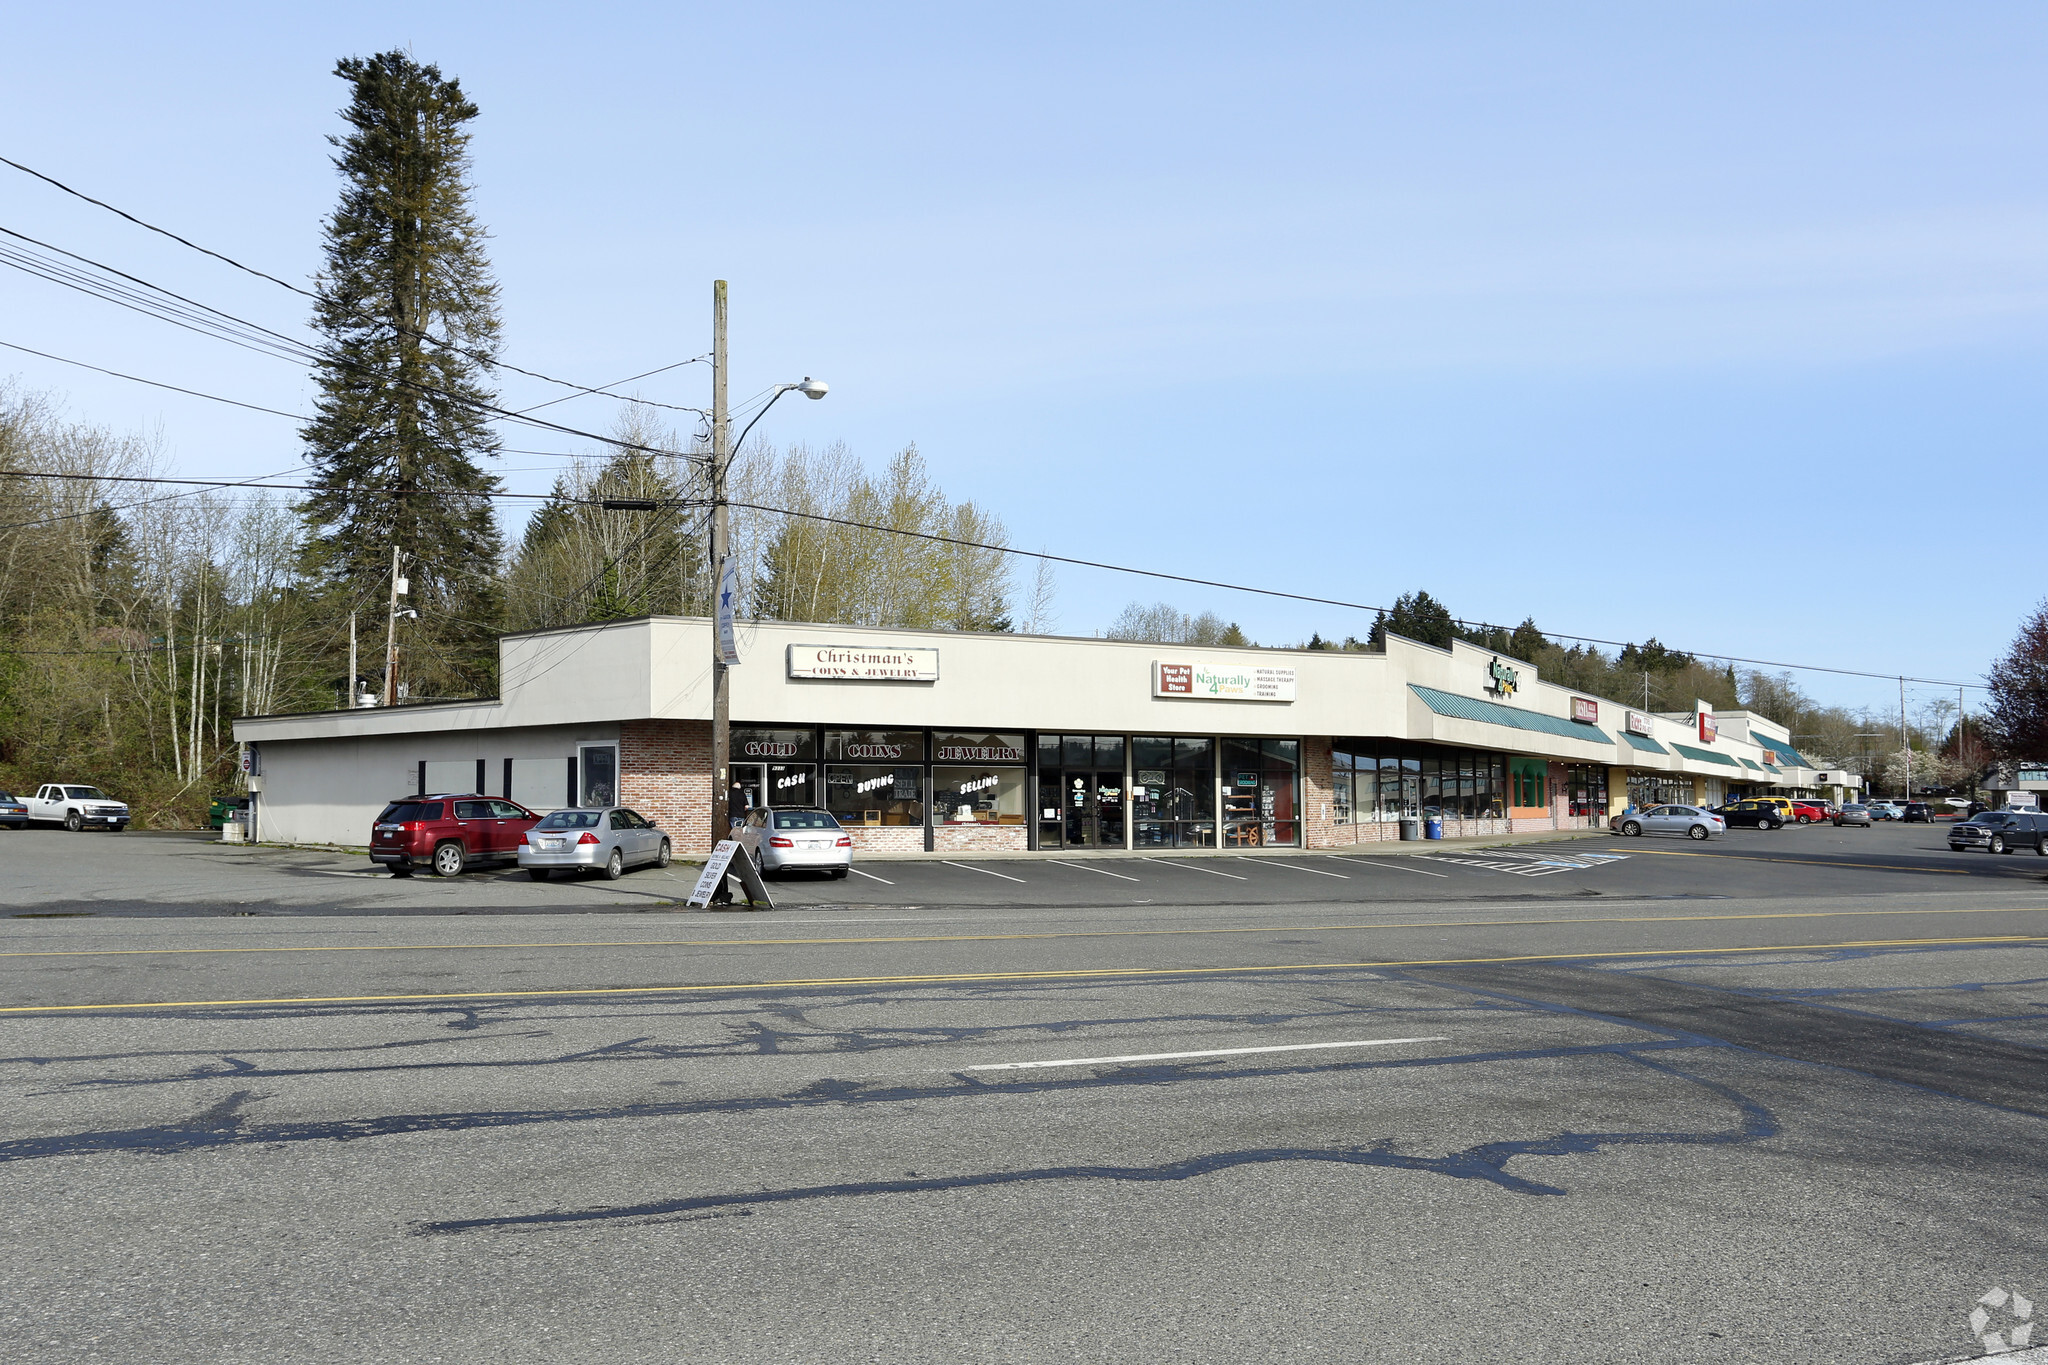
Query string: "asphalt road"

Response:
xmin=3 ymin=825 xmax=2046 ymax=1363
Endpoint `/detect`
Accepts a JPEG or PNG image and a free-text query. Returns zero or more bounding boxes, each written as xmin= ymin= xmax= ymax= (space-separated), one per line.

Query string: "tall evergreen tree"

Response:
xmin=298 ymin=51 xmax=505 ymax=698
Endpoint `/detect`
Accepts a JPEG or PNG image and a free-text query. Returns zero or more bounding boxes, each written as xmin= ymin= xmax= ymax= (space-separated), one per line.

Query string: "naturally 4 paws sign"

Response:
xmin=1153 ymin=661 xmax=1297 ymax=702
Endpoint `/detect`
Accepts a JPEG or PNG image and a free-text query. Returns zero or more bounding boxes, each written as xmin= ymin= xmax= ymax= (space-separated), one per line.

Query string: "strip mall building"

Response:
xmin=232 ymin=617 xmax=1842 ymax=853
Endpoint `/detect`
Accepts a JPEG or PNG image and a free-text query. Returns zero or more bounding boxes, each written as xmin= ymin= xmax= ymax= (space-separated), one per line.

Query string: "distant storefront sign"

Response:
xmin=1697 ymin=704 xmax=1718 ymax=743
xmin=1485 ymin=657 xmax=1519 ymax=700
xmin=2017 ymin=766 xmax=2048 ymax=785
xmin=788 ymin=645 xmax=939 ymax=682
xmin=1153 ymin=661 xmax=1296 ymax=702
xmin=1626 ymin=710 xmax=1653 ymax=738
xmin=1572 ymin=697 xmax=1598 ymax=725
xmin=932 ymin=733 xmax=1027 ymax=764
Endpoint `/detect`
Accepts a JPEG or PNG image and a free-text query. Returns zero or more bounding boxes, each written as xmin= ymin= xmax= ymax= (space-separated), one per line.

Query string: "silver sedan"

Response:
xmin=1614 ymin=805 xmax=1725 ymax=840
xmin=517 ymin=806 xmax=671 ymax=881
xmin=737 ymin=808 xmax=853 ymax=877
xmin=1833 ymin=804 xmax=1873 ymax=827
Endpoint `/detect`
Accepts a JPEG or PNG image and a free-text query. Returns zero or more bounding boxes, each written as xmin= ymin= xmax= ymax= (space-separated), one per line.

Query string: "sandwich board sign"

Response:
xmin=687 ymin=839 xmax=774 ymax=909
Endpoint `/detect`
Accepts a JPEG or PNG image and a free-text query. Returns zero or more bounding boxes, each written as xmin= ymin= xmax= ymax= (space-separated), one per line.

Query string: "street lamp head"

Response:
xmin=796 ymin=377 xmax=828 ymax=400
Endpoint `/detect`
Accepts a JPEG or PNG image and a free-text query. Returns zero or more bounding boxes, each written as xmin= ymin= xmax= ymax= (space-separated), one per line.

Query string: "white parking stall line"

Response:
xmin=942 ymin=861 xmax=1027 ymax=883
xmin=1320 ymin=856 xmax=1450 ymax=878
xmin=1046 ymin=860 xmax=1142 ymax=882
xmin=965 ymin=1035 xmax=1450 ymax=1071
xmin=846 ymin=867 xmax=895 ymax=885
xmin=1138 ymin=858 xmax=1249 ymax=880
xmin=1234 ymin=858 xmax=1347 ymax=878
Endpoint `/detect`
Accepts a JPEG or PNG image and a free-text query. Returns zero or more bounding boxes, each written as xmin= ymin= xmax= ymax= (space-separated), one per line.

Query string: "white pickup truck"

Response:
xmin=26 ymin=784 xmax=130 ymax=831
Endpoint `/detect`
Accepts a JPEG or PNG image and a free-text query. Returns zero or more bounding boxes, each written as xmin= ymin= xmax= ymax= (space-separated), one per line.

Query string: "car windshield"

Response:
xmin=774 ymin=811 xmax=841 ymax=830
xmin=537 ymin=810 xmax=602 ymax=830
xmin=377 ymin=801 xmax=441 ymax=823
xmin=64 ymin=787 xmax=108 ymax=800
xmin=1842 ymin=805 xmax=1866 ymax=813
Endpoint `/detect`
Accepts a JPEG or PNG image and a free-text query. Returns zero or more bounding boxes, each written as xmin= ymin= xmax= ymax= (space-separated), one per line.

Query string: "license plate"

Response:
xmin=541 ymin=838 xmax=563 ymax=849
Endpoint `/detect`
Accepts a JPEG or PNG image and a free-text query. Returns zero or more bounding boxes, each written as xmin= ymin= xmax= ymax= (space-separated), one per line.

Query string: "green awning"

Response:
xmin=1621 ymin=732 xmax=1668 ymax=754
xmin=1752 ymin=734 xmax=1813 ymax=767
xmin=1672 ymin=742 xmax=1739 ymax=767
xmin=1409 ymin=684 xmax=1613 ymax=746
xmin=1739 ymin=758 xmax=1762 ymax=770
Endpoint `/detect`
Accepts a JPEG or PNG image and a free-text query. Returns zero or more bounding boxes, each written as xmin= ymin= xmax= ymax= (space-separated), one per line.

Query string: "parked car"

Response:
xmin=1714 ymin=800 xmax=1785 ymax=830
xmin=1746 ymin=797 xmax=1803 ymax=825
xmin=1902 ymin=802 xmax=1934 ymax=823
xmin=0 ymin=791 xmax=26 ymax=829
xmin=1833 ymin=804 xmax=1873 ymax=828
xmin=516 ymin=806 xmax=671 ymax=881
xmin=25 ymin=784 xmax=129 ymax=831
xmin=737 ymin=807 xmax=854 ymax=875
xmin=1614 ymin=805 xmax=1725 ymax=840
xmin=1949 ymin=810 xmax=2046 ymax=855
xmin=1866 ymin=802 xmax=1901 ymax=821
xmin=208 ymin=795 xmax=250 ymax=829
xmin=369 ymin=794 xmax=541 ymax=877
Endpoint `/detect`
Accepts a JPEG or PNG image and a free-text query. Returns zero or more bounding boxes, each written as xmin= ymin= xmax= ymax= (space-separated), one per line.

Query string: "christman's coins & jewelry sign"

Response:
xmin=787 ymin=645 xmax=940 ymax=682
xmin=1153 ymin=660 xmax=1297 ymax=702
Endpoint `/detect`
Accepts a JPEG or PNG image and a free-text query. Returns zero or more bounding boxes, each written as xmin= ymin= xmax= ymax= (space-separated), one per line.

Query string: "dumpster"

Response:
xmin=1424 ymin=816 xmax=1444 ymax=839
xmin=1399 ymin=817 xmax=1421 ymax=841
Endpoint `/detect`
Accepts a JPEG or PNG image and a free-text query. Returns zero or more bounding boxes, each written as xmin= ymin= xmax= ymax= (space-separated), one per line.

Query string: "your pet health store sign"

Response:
xmin=1153 ymin=661 xmax=1297 ymax=702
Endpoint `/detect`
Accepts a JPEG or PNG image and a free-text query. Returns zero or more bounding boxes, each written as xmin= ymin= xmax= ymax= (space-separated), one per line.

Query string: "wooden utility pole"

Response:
xmin=709 ymin=279 xmax=731 ymax=852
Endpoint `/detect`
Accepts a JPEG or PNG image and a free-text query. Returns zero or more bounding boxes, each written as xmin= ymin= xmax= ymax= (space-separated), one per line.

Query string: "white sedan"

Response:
xmin=738 ymin=808 xmax=853 ymax=877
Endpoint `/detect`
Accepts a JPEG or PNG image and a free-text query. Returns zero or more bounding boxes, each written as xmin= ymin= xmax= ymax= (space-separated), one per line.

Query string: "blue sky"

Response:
xmin=4 ymin=2 xmax=2043 ymax=716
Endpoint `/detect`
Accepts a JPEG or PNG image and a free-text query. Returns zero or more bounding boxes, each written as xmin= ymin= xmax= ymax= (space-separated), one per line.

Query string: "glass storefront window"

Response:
xmin=935 ymin=767 xmax=1026 ymax=825
xmin=827 ymin=764 xmax=924 ymax=826
xmin=1626 ymin=772 xmax=1693 ymax=809
xmin=1221 ymin=737 xmax=1298 ymax=846
xmin=824 ymin=730 xmax=924 ymax=763
xmin=932 ymin=733 xmax=1027 ymax=764
xmin=1039 ymin=734 xmax=1128 ymax=848
xmin=578 ymin=744 xmax=617 ymax=808
xmin=1134 ymin=736 xmax=1214 ymax=848
xmin=769 ymin=763 xmax=816 ymax=807
xmin=1564 ymin=764 xmax=1607 ymax=818
xmin=733 ymin=728 xmax=817 ymax=762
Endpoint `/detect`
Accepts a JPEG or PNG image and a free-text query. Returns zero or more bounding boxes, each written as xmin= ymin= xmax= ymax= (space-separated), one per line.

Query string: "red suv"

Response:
xmin=370 ymin=794 xmax=541 ymax=877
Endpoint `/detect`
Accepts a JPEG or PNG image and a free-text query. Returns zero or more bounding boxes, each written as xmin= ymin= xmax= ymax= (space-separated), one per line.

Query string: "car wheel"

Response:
xmin=1765 ymin=818 xmax=1780 ymax=830
xmin=433 ymin=842 xmax=466 ymax=877
xmin=63 ymin=810 xmax=82 ymax=832
xmin=1991 ymin=835 xmax=2008 ymax=854
xmin=527 ymin=868 xmax=551 ymax=882
xmin=656 ymin=839 xmax=672 ymax=868
xmin=1621 ymin=820 xmax=1642 ymax=837
xmin=1687 ymin=824 xmax=1709 ymax=840
xmin=604 ymin=847 xmax=624 ymax=880
xmin=1796 ymin=814 xmax=1809 ymax=824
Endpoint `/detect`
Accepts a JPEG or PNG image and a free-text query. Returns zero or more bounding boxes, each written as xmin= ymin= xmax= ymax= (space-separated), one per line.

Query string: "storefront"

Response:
xmin=234 ymin=616 xmax=1812 ymax=854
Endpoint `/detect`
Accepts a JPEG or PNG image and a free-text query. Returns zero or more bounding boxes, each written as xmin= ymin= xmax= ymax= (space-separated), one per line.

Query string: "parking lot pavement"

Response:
xmin=6 ymin=822 xmax=2046 ymax=920
xmin=3 ymin=922 xmax=2046 ymax=1364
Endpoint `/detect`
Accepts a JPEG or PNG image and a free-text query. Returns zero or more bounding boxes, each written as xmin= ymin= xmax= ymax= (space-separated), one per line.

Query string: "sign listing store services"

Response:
xmin=787 ymin=645 xmax=939 ymax=682
xmin=1153 ymin=660 xmax=1297 ymax=702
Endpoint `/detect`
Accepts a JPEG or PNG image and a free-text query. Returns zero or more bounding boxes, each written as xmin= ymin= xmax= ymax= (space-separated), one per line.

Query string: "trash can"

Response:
xmin=1399 ymin=817 xmax=1422 ymax=841
xmin=1424 ymin=816 xmax=1444 ymax=840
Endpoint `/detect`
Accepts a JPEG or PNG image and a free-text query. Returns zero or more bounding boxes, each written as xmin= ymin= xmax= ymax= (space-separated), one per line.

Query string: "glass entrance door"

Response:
xmin=1037 ymin=735 xmax=1127 ymax=849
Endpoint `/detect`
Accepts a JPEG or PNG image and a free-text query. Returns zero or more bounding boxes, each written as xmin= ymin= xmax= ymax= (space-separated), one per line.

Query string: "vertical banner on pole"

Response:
xmin=716 ymin=556 xmax=742 ymax=667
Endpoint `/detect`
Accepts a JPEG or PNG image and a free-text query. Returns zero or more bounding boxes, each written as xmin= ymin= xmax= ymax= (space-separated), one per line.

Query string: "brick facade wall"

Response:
xmin=619 ymin=719 xmax=714 ymax=855
xmin=1302 ymin=737 xmax=1337 ymax=850
xmin=845 ymin=826 xmax=925 ymax=855
xmin=935 ymin=825 xmax=1028 ymax=853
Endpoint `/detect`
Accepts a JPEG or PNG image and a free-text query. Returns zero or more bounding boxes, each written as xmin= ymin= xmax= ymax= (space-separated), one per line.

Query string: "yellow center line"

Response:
xmin=2 ymin=934 xmax=2043 ymax=1014
xmin=1631 ymin=849 xmax=1976 ymax=875
xmin=2 ymin=903 xmax=2045 ymax=960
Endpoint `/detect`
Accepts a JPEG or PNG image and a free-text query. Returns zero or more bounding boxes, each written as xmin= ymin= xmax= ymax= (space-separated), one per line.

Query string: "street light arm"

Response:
xmin=730 ymin=378 xmax=828 ymax=461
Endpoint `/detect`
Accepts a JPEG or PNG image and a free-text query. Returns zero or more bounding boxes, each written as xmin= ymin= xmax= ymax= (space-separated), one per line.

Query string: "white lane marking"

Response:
xmin=1138 ymin=857 xmax=1249 ymax=880
xmin=846 ymin=868 xmax=895 ymax=884
xmin=942 ymin=861 xmax=1027 ymax=883
xmin=965 ymin=1036 xmax=1449 ymax=1071
xmin=1047 ymin=860 xmax=1141 ymax=882
xmin=1234 ymin=858 xmax=1347 ymax=879
xmin=1320 ymin=856 xmax=1450 ymax=878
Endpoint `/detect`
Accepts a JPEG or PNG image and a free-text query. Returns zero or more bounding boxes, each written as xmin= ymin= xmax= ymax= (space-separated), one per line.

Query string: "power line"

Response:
xmin=0 ymin=466 xmax=656 ymax=508
xmin=0 ymin=338 xmax=307 ymax=419
xmin=0 ymin=463 xmax=310 ymax=530
xmin=0 ymin=154 xmax=711 ymax=419
xmin=723 ymin=500 xmax=1988 ymax=692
